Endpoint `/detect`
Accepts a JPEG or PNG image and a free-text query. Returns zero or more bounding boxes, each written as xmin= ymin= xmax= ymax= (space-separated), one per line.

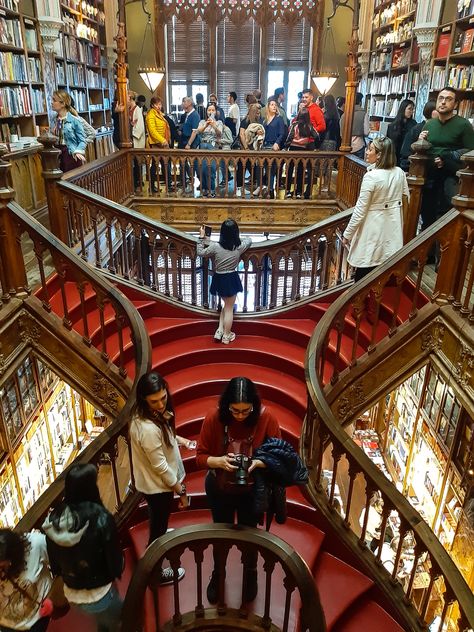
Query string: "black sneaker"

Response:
xmin=207 ymin=570 xmax=220 ymax=604
xmin=243 ymin=568 xmax=258 ymax=602
xmin=159 ymin=566 xmax=185 ymax=585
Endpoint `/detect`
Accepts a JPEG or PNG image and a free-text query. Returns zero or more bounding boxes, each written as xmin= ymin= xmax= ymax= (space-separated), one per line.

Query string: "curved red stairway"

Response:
xmin=43 ymin=278 xmax=420 ymax=631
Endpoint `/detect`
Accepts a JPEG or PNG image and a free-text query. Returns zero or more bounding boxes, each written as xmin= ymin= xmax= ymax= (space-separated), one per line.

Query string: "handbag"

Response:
xmin=215 ymin=425 xmax=254 ymax=494
xmin=7 ymin=575 xmax=70 ymax=621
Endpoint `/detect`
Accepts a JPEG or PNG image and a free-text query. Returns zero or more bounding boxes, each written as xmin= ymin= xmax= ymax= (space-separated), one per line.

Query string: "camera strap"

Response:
xmin=223 ymin=425 xmax=254 ymax=456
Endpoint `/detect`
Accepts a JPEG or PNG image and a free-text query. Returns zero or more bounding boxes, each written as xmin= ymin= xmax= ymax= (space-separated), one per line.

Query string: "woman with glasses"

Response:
xmin=342 ymin=136 xmax=409 ymax=283
xmin=386 ymin=99 xmax=416 ymax=167
xmin=196 ymin=377 xmax=281 ymax=605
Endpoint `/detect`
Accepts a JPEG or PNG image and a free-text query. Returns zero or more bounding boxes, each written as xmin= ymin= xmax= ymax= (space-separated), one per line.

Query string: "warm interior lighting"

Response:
xmin=138 ymin=68 xmax=164 ymax=92
xmin=312 ymin=72 xmax=339 ymax=96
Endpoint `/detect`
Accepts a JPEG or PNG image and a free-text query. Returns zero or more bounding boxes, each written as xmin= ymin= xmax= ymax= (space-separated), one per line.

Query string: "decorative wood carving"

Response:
xmin=92 ymin=372 xmax=120 ymax=412
xmin=421 ymin=321 xmax=445 ymax=352
xmin=338 ymin=381 xmax=365 ymax=422
xmin=454 ymin=344 xmax=474 ymax=388
xmin=157 ymin=0 xmax=319 ymax=27
xmin=17 ymin=314 xmax=41 ymax=345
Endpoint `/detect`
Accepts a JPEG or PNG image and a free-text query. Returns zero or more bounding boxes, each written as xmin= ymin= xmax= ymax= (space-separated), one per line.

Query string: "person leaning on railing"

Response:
xmin=284 ymin=104 xmax=320 ymax=199
xmin=342 ymin=136 xmax=409 ymax=288
xmin=196 ymin=377 xmax=281 ymax=605
xmin=235 ymin=103 xmax=264 ymax=197
xmin=186 ymin=103 xmax=223 ymax=197
xmin=51 ymin=90 xmax=87 ymax=173
xmin=254 ymin=97 xmax=287 ymax=198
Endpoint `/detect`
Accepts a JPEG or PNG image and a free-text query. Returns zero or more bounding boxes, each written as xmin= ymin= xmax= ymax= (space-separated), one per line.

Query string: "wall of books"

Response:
xmin=431 ymin=0 xmax=474 ymax=121
xmin=0 ymin=353 xmax=108 ymax=527
xmin=0 ymin=0 xmax=112 ymax=145
xmin=353 ymin=362 xmax=474 ymax=611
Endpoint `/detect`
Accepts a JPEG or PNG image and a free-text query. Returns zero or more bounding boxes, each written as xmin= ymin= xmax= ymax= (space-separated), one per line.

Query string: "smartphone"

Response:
xmin=204 ymin=225 xmax=212 ymax=237
xmin=188 ymin=440 xmax=197 ymax=449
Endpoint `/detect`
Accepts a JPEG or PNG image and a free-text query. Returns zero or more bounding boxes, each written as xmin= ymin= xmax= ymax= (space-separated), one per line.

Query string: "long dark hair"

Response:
xmin=219 ymin=219 xmax=241 ymax=251
xmin=323 ymin=94 xmax=339 ymax=121
xmin=135 ymin=371 xmax=176 ymax=447
xmin=296 ymin=108 xmax=312 ymax=138
xmin=390 ymin=99 xmax=415 ymax=138
xmin=218 ymin=377 xmax=261 ymax=428
xmin=50 ymin=463 xmax=103 ymax=532
xmin=0 ymin=529 xmax=29 ymax=579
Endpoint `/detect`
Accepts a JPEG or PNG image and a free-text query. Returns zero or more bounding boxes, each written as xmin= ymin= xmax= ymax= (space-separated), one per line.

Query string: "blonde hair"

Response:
xmin=372 ymin=136 xmax=396 ymax=169
xmin=247 ymin=103 xmax=261 ymax=124
xmin=53 ymin=90 xmax=78 ymax=116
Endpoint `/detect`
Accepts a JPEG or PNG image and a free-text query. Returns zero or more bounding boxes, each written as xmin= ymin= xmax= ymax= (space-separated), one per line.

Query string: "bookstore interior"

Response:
xmin=0 ymin=0 xmax=473 ymax=611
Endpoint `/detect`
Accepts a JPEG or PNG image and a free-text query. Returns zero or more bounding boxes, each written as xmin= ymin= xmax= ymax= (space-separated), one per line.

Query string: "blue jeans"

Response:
xmin=76 ymin=586 xmax=122 ymax=632
xmin=200 ymin=142 xmax=218 ymax=193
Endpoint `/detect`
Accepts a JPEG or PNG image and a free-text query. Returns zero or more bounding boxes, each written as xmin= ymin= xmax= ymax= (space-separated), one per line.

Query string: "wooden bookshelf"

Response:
xmin=0 ymin=0 xmax=47 ymax=142
xmin=56 ymin=0 xmax=111 ymax=130
xmin=365 ymin=0 xmax=419 ymax=135
xmin=430 ymin=0 xmax=474 ymax=121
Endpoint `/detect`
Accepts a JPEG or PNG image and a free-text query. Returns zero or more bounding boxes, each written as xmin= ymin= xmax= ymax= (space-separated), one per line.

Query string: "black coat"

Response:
xmin=252 ymin=438 xmax=309 ymax=527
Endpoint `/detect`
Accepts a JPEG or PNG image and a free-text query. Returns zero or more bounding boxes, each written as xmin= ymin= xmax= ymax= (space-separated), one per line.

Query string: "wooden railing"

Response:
xmin=0 ymin=154 xmax=151 ymax=530
xmin=58 ymin=178 xmax=353 ymax=311
xmin=121 ymin=524 xmax=326 ymax=632
xmin=303 ymin=154 xmax=474 ymax=631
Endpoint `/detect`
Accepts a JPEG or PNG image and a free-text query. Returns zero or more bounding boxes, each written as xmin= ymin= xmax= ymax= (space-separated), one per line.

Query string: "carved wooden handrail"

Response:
xmin=57 ymin=179 xmax=353 ymax=311
xmin=303 ymin=201 xmax=474 ymax=630
xmin=121 ymin=523 xmax=326 ymax=632
xmin=7 ymin=197 xmax=151 ymax=531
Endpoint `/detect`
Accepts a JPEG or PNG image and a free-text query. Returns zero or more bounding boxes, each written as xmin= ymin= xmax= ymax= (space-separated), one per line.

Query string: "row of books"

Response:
xmin=0 ymin=0 xmax=18 ymax=11
xmin=0 ymin=51 xmax=27 ymax=82
xmin=448 ymin=64 xmax=474 ymax=89
xmin=369 ymin=51 xmax=392 ymax=72
xmin=31 ymin=87 xmax=45 ymax=113
xmin=457 ymin=99 xmax=474 ymax=118
xmin=457 ymin=0 xmax=474 ymax=19
xmin=28 ymin=57 xmax=42 ymax=82
xmin=391 ymin=46 xmax=411 ymax=68
xmin=452 ymin=28 xmax=474 ymax=54
xmin=70 ymin=88 xmax=88 ymax=112
xmin=369 ymin=96 xmax=404 ymax=118
xmin=431 ymin=66 xmax=447 ymax=90
xmin=56 ymin=62 xmax=65 ymax=85
xmin=24 ymin=26 xmax=37 ymax=50
xmin=86 ymin=68 xmax=102 ymax=88
xmin=66 ymin=63 xmax=85 ymax=86
xmin=0 ymin=16 xmax=23 ymax=47
xmin=0 ymin=85 xmax=32 ymax=116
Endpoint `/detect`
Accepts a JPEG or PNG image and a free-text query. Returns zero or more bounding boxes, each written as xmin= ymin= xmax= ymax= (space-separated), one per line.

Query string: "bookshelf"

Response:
xmin=0 ymin=0 xmax=47 ymax=143
xmin=366 ymin=0 xmax=419 ymax=135
xmin=55 ymin=0 xmax=111 ymax=131
xmin=431 ymin=0 xmax=474 ymax=121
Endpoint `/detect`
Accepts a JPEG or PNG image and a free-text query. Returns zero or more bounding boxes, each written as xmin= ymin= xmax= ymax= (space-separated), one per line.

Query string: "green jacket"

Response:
xmin=423 ymin=115 xmax=474 ymax=175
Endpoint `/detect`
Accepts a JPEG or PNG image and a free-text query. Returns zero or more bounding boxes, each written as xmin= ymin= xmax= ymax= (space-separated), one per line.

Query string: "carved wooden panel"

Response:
xmin=10 ymin=156 xmax=34 ymax=214
xmin=29 ymin=152 xmax=47 ymax=211
xmin=157 ymin=0 xmax=319 ymax=27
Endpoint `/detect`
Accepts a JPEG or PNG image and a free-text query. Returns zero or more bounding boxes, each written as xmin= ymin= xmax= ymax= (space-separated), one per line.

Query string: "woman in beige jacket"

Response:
xmin=130 ymin=372 xmax=192 ymax=584
xmin=343 ymin=136 xmax=409 ymax=281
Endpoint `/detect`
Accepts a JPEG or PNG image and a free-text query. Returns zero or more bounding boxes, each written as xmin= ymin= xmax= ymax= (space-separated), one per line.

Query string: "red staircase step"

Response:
xmin=313 ymin=552 xmax=373 ymax=630
xmin=333 ymin=599 xmax=406 ymax=632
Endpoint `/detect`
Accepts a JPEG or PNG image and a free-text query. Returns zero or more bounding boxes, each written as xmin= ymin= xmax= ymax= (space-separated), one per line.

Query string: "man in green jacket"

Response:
xmin=420 ymin=86 xmax=474 ymax=227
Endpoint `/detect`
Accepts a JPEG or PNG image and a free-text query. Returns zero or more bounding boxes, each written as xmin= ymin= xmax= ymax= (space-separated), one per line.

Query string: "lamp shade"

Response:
xmin=138 ymin=67 xmax=165 ymax=92
xmin=312 ymin=72 xmax=339 ymax=96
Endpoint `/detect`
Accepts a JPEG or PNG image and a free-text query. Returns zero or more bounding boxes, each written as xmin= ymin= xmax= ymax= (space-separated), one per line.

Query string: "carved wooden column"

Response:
xmin=310 ymin=0 xmax=325 ymax=92
xmin=154 ymin=0 xmax=168 ymax=107
xmin=115 ymin=18 xmax=132 ymax=149
xmin=36 ymin=0 xmax=62 ymax=127
xmin=38 ymin=135 xmax=69 ymax=244
xmin=0 ymin=150 xmax=28 ymax=301
xmin=435 ymin=150 xmax=474 ymax=302
xmin=404 ymin=138 xmax=431 ymax=243
xmin=340 ymin=3 xmax=361 ymax=153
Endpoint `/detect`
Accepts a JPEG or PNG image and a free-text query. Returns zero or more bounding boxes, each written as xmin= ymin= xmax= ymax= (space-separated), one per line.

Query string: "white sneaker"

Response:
xmin=222 ymin=332 xmax=236 ymax=344
xmin=252 ymin=186 xmax=261 ymax=195
xmin=236 ymin=187 xmax=242 ymax=198
xmin=214 ymin=329 xmax=223 ymax=341
xmin=159 ymin=567 xmax=185 ymax=585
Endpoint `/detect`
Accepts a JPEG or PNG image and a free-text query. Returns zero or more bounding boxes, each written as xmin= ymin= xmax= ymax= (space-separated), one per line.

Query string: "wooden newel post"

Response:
xmin=0 ymin=149 xmax=28 ymax=301
xmin=404 ymin=137 xmax=431 ymax=243
xmin=38 ymin=134 xmax=69 ymax=244
xmin=435 ymin=150 xmax=474 ymax=302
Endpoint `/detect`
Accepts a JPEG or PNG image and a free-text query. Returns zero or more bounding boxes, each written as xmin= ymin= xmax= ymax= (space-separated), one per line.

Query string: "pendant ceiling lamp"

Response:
xmin=312 ymin=18 xmax=339 ymax=96
xmin=137 ymin=0 xmax=164 ymax=92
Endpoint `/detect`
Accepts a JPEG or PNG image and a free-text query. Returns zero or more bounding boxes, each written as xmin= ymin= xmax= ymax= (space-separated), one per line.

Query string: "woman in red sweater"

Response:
xmin=196 ymin=376 xmax=281 ymax=605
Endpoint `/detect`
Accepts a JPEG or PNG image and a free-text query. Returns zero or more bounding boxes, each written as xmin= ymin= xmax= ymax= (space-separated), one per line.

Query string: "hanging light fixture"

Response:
xmin=137 ymin=0 xmax=164 ymax=92
xmin=311 ymin=18 xmax=339 ymax=96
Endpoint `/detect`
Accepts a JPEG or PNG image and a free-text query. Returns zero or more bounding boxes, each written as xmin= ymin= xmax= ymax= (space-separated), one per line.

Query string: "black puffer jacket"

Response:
xmin=43 ymin=501 xmax=123 ymax=590
xmin=252 ymin=438 xmax=309 ymax=527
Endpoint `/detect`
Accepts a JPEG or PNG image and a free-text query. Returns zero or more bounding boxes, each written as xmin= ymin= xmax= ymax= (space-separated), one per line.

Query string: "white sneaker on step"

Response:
xmin=214 ymin=329 xmax=223 ymax=341
xmin=222 ymin=332 xmax=236 ymax=344
xmin=159 ymin=567 xmax=185 ymax=585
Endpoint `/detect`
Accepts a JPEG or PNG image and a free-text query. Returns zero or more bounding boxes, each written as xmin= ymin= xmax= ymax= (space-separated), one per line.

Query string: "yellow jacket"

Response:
xmin=146 ymin=108 xmax=171 ymax=146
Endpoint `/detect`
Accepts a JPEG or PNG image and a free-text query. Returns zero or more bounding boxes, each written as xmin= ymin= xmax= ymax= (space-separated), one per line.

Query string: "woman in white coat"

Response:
xmin=342 ymin=136 xmax=409 ymax=281
xmin=128 ymin=91 xmax=146 ymax=190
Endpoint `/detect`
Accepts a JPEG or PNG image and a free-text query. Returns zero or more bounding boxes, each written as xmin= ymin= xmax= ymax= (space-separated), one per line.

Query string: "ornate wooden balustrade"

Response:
xmin=56 ymin=178 xmax=353 ymax=311
xmin=121 ymin=524 xmax=326 ymax=632
xmin=303 ymin=154 xmax=474 ymax=632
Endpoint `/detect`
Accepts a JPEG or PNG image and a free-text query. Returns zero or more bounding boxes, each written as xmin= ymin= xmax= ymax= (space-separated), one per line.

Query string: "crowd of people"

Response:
xmin=126 ymin=87 xmax=345 ymax=198
xmin=0 ymin=372 xmax=307 ymax=630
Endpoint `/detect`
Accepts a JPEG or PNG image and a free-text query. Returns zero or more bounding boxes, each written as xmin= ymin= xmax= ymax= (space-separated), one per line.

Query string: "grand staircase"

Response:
xmin=42 ymin=276 xmax=421 ymax=632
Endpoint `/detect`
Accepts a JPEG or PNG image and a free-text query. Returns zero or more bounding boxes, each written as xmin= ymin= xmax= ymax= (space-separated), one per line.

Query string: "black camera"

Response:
xmin=233 ymin=454 xmax=252 ymax=486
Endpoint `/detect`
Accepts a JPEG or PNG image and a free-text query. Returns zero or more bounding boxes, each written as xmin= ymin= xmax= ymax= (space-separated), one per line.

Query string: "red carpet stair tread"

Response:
xmin=40 ymin=278 xmax=424 ymax=630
